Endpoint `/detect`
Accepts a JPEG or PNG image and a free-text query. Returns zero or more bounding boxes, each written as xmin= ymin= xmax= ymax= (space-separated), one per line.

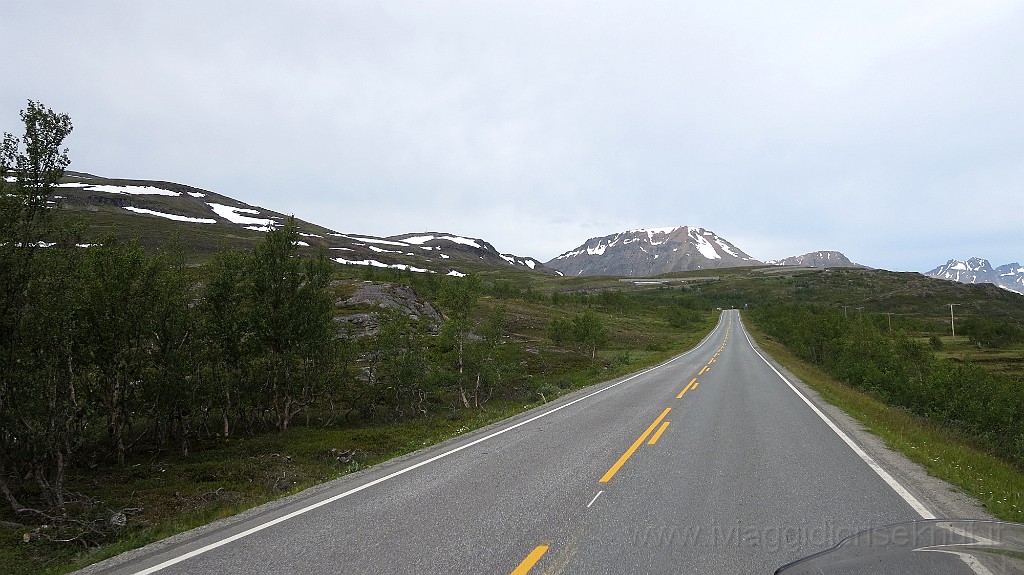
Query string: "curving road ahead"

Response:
xmin=81 ymin=310 xmax=953 ymax=575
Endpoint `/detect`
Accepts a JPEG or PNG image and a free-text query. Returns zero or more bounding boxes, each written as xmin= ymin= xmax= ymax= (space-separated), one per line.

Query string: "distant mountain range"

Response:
xmin=51 ymin=171 xmax=865 ymax=278
xmin=926 ymin=258 xmax=1024 ymax=295
xmin=543 ymin=227 xmax=863 ymax=277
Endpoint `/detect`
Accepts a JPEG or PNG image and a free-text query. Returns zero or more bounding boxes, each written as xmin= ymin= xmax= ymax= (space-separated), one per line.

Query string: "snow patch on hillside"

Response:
xmin=333 ymin=258 xmax=429 ymax=273
xmin=208 ymin=203 xmax=277 ymax=229
xmin=79 ymin=184 xmax=180 ymax=196
xmin=689 ymin=228 xmax=721 ymax=260
xmin=403 ymin=234 xmax=483 ymax=249
xmin=123 ymin=206 xmax=216 ymax=223
xmin=345 ymin=236 xmax=410 ymax=247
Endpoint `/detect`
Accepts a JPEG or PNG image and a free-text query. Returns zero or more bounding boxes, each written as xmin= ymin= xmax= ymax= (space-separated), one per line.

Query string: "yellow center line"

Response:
xmin=677 ymin=378 xmax=697 ymax=398
xmin=647 ymin=421 xmax=670 ymax=445
xmin=698 ymin=365 xmax=709 ymax=375
xmin=510 ymin=545 xmax=550 ymax=575
xmin=599 ymin=407 xmax=671 ymax=483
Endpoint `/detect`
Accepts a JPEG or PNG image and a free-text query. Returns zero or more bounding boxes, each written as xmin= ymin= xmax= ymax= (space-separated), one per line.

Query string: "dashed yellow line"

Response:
xmin=647 ymin=421 xmax=670 ymax=445
xmin=510 ymin=545 xmax=549 ymax=575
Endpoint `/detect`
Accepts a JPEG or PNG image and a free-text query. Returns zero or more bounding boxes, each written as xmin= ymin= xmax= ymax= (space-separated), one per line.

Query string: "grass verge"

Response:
xmin=744 ymin=320 xmax=1024 ymax=523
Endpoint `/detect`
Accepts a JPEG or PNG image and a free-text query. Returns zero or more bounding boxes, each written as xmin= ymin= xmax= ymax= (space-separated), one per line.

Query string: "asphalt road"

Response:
xmin=80 ymin=310 xmax=944 ymax=575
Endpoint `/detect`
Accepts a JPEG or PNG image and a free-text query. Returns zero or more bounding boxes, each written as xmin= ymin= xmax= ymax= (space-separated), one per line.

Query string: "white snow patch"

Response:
xmin=447 ymin=270 xmax=467 ymax=277
xmin=646 ymin=228 xmax=678 ymax=246
xmin=208 ymin=203 xmax=277 ymax=228
xmin=369 ymin=245 xmax=402 ymax=254
xmin=402 ymin=234 xmax=484 ymax=249
xmin=82 ymin=184 xmax=180 ymax=196
xmin=187 ymin=191 xmax=206 ymax=198
xmin=123 ymin=206 xmax=216 ymax=223
xmin=713 ymin=236 xmax=745 ymax=258
xmin=343 ymin=235 xmax=410 ymax=247
xmin=333 ymin=258 xmax=429 ymax=273
xmin=439 ymin=253 xmax=450 ymax=259
xmin=689 ymin=228 xmax=721 ymax=260
xmin=438 ymin=235 xmax=482 ymax=248
xmin=501 ymin=254 xmax=538 ymax=269
xmin=298 ymin=232 xmax=322 ymax=238
xmin=295 ymin=241 xmax=310 ymax=247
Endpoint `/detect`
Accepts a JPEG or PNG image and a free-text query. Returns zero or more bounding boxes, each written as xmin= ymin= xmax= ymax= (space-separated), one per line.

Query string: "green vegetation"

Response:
xmin=746 ymin=303 xmax=1023 ymax=468
xmin=746 ymin=324 xmax=1024 ymax=524
xmin=3 ymin=102 xmax=1023 ymax=573
xmin=0 ymin=101 xmax=720 ymax=574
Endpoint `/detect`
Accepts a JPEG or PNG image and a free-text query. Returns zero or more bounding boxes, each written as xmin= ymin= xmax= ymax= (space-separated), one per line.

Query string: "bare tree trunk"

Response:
xmin=223 ymin=388 xmax=232 ymax=437
xmin=0 ymin=461 xmax=25 ymax=513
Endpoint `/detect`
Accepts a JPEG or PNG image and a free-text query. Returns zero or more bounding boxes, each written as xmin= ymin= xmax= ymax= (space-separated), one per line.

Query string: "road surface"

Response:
xmin=81 ymin=310 xmax=950 ymax=574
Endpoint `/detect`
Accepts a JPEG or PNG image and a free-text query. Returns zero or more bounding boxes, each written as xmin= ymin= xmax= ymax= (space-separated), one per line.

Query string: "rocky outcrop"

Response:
xmin=336 ymin=282 xmax=443 ymax=336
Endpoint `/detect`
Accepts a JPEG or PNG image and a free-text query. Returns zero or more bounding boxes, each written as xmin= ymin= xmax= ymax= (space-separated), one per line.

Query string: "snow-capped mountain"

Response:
xmin=767 ymin=251 xmax=861 ymax=268
xmin=927 ymin=258 xmax=1024 ymax=295
xmin=386 ymin=233 xmax=545 ymax=271
xmin=50 ymin=172 xmax=547 ymax=276
xmin=544 ymin=226 xmax=761 ymax=277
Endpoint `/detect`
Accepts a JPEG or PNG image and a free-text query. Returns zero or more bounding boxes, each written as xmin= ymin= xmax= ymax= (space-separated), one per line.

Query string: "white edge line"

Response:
xmin=132 ymin=314 xmax=729 ymax=574
xmin=587 ymin=491 xmax=604 ymax=508
xmin=736 ymin=313 xmax=936 ymax=520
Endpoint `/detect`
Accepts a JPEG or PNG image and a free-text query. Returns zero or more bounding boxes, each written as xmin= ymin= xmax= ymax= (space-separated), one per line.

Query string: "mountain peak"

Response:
xmin=545 ymin=226 xmax=760 ymax=277
xmin=767 ymin=251 xmax=861 ymax=268
xmin=927 ymin=258 xmax=1023 ymax=294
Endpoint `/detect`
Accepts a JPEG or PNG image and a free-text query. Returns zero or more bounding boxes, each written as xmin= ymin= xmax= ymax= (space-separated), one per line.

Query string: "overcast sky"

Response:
xmin=3 ymin=2 xmax=1021 ymax=271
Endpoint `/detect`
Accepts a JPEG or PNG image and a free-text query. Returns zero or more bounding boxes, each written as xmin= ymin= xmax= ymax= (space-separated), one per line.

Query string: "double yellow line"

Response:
xmin=599 ymin=407 xmax=672 ymax=483
xmin=509 ymin=333 xmax=731 ymax=573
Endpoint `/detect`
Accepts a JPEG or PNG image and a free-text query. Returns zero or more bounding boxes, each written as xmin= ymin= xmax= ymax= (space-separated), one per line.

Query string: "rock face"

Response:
xmin=545 ymin=226 xmax=760 ymax=277
xmin=927 ymin=258 xmax=1024 ymax=295
xmin=768 ymin=251 xmax=861 ymax=268
xmin=336 ymin=282 xmax=443 ymax=336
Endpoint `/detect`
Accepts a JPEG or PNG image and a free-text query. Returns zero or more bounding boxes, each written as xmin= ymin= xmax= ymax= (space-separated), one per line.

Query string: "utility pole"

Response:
xmin=948 ymin=303 xmax=961 ymax=338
